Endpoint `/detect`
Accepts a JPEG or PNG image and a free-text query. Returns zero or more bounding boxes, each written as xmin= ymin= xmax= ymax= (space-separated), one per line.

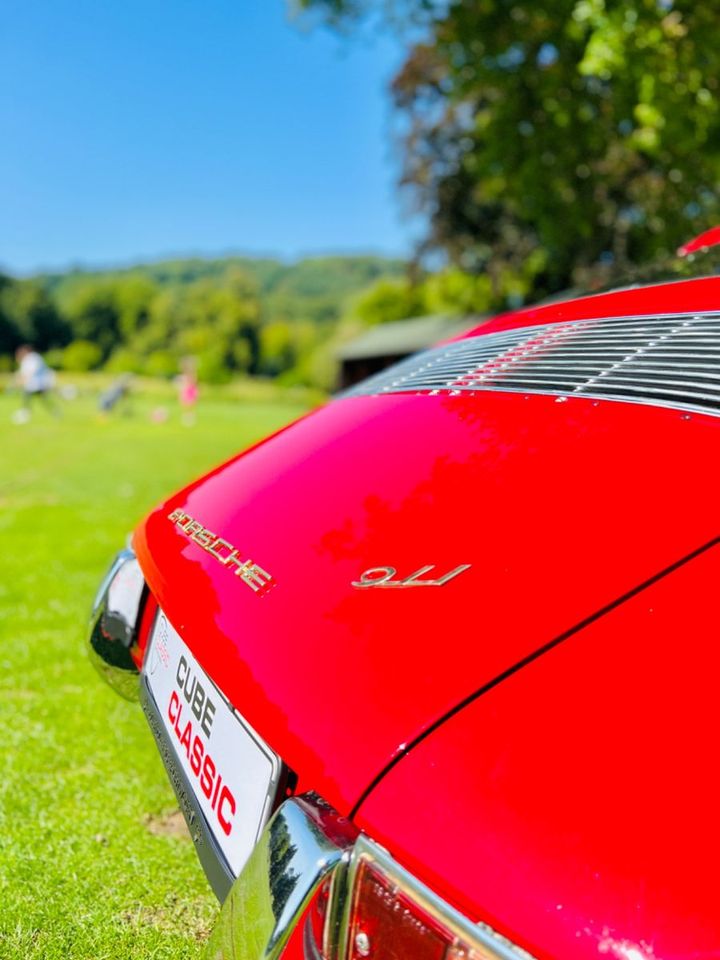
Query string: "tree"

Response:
xmin=0 ymin=279 xmax=70 ymax=352
xmin=60 ymin=339 xmax=103 ymax=372
xmin=0 ymin=275 xmax=19 ymax=355
xmin=63 ymin=280 xmax=122 ymax=358
xmin=112 ymin=275 xmax=157 ymax=340
xmin=259 ymin=321 xmax=297 ymax=375
xmin=353 ymin=277 xmax=428 ymax=325
xmin=172 ymin=269 xmax=262 ymax=375
xmin=296 ymin=0 xmax=720 ymax=299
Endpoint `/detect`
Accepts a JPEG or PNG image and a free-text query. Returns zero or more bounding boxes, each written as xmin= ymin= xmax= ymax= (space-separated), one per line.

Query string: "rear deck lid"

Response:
xmin=135 ymin=385 xmax=720 ymax=814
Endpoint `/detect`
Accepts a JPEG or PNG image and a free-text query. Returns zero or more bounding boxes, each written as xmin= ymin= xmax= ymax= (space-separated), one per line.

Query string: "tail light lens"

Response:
xmin=347 ymin=858 xmax=450 ymax=960
xmin=336 ymin=837 xmax=523 ymax=960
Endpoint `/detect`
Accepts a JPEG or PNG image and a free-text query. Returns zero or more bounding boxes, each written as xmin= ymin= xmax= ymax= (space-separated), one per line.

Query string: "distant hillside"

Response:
xmin=41 ymin=254 xmax=407 ymax=325
xmin=0 ymin=255 xmax=408 ymax=387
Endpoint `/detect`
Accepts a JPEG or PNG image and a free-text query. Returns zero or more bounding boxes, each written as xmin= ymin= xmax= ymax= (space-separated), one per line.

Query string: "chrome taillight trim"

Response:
xmin=340 ymin=311 xmax=720 ymax=419
xmin=337 ymin=835 xmax=533 ymax=960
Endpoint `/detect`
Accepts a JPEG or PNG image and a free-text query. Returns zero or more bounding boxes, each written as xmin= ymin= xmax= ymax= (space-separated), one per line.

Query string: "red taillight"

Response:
xmin=131 ymin=590 xmax=158 ymax=669
xmin=347 ymin=859 xmax=451 ymax=960
xmin=335 ymin=837 xmax=520 ymax=960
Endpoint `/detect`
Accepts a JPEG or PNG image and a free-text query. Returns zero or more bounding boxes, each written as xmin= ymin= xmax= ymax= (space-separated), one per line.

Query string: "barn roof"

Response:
xmin=337 ymin=314 xmax=485 ymax=361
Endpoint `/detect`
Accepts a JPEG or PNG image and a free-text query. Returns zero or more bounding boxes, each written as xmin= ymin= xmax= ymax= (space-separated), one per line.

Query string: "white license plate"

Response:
xmin=144 ymin=611 xmax=282 ymax=877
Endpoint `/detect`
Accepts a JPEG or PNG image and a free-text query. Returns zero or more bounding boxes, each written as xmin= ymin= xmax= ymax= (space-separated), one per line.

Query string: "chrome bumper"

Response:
xmin=204 ymin=794 xmax=357 ymax=960
xmin=87 ymin=547 xmax=144 ymax=701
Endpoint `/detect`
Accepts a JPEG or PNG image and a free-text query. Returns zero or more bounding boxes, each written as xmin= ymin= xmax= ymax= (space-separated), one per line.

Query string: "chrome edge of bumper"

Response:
xmin=204 ymin=794 xmax=358 ymax=960
xmin=87 ymin=546 xmax=144 ymax=702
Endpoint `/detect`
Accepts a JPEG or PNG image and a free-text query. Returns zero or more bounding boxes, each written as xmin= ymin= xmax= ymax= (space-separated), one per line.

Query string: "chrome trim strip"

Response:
xmin=86 ymin=547 xmax=144 ymax=701
xmin=204 ymin=794 xmax=358 ymax=960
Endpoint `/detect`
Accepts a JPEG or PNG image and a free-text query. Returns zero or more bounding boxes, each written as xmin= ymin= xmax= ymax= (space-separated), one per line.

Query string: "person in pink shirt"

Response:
xmin=177 ymin=356 xmax=199 ymax=425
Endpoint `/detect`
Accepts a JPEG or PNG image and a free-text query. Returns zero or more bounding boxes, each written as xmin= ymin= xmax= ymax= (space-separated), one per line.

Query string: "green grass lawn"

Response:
xmin=0 ymin=381 xmax=312 ymax=959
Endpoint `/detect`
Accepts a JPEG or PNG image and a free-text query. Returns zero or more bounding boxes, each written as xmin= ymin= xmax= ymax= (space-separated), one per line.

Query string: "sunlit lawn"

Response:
xmin=0 ymin=379 xmax=312 ymax=959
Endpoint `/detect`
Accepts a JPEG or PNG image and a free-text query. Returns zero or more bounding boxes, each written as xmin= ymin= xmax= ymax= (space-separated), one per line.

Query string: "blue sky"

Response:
xmin=0 ymin=1 xmax=414 ymax=274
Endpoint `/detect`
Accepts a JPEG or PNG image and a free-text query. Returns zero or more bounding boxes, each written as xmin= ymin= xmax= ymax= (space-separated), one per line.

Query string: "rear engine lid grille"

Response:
xmin=342 ymin=312 xmax=720 ymax=417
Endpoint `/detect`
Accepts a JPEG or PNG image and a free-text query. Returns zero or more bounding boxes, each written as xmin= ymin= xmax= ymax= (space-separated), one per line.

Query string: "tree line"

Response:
xmin=0 ymin=256 xmax=411 ymax=388
xmin=2 ymin=250 xmax=550 ymax=388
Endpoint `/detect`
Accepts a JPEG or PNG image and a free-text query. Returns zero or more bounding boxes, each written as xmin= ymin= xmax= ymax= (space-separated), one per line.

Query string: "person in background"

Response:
xmin=98 ymin=373 xmax=133 ymax=418
xmin=177 ymin=356 xmax=199 ymax=426
xmin=13 ymin=345 xmax=59 ymax=423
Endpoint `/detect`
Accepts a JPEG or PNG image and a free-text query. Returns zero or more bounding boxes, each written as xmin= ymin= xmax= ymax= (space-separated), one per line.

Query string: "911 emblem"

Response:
xmin=352 ymin=564 xmax=471 ymax=589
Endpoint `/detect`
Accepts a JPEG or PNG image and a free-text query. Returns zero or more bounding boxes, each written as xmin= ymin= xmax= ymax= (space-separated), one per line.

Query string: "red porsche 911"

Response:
xmin=88 ymin=274 xmax=720 ymax=960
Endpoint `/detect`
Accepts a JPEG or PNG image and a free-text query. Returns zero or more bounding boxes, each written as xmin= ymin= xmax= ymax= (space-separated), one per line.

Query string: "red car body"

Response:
xmin=89 ymin=276 xmax=720 ymax=960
